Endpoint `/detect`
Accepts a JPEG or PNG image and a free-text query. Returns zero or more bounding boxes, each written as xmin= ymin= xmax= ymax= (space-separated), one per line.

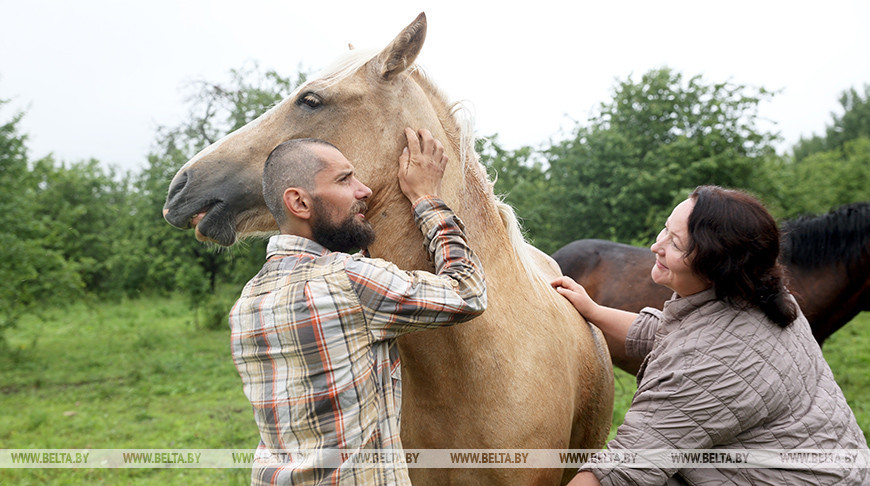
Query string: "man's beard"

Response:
xmin=310 ymin=198 xmax=376 ymax=253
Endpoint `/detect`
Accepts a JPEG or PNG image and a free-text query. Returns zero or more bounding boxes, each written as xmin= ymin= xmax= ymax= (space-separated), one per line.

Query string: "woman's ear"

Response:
xmin=283 ymin=187 xmax=312 ymax=220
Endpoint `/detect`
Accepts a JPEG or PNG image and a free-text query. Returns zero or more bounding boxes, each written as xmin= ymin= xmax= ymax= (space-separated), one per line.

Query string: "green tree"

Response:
xmin=477 ymin=135 xmax=559 ymax=251
xmin=768 ymin=136 xmax=870 ymax=219
xmin=0 ymin=101 xmax=83 ymax=344
xmin=29 ymin=157 xmax=131 ymax=294
xmin=544 ymin=67 xmax=779 ymax=247
xmin=793 ymin=84 xmax=870 ymax=161
xmin=761 ymin=85 xmax=870 ymax=218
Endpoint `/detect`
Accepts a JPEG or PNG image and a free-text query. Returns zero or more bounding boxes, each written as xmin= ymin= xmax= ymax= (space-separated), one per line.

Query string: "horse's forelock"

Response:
xmin=306 ymin=47 xmax=477 ymax=171
xmin=305 ymin=48 xmax=380 ymax=91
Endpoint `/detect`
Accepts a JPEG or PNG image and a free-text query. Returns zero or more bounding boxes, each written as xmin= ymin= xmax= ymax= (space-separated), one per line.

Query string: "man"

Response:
xmin=230 ymin=128 xmax=487 ymax=485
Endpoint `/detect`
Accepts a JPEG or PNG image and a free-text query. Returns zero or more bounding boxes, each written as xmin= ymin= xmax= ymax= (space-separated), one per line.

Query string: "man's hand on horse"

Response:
xmin=398 ymin=127 xmax=448 ymax=203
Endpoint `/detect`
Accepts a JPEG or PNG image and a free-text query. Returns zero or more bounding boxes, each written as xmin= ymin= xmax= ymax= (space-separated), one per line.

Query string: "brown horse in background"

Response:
xmin=552 ymin=201 xmax=870 ymax=348
xmin=780 ymin=202 xmax=870 ymax=344
xmin=163 ymin=13 xmax=612 ymax=485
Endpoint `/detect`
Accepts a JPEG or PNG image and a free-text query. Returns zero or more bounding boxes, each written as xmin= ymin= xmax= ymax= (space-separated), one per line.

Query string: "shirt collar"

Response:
xmin=266 ymin=234 xmax=330 ymax=259
xmin=660 ymin=287 xmax=717 ymax=332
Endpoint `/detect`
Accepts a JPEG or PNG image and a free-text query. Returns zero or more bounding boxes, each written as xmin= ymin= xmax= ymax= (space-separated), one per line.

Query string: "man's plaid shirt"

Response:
xmin=229 ymin=197 xmax=487 ymax=485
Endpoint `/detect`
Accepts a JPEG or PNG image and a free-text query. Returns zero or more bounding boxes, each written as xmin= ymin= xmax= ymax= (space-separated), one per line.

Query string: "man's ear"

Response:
xmin=283 ymin=187 xmax=312 ymax=220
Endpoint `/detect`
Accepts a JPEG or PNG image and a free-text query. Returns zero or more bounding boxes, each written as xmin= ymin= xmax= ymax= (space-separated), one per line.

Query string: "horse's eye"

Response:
xmin=298 ymin=93 xmax=322 ymax=109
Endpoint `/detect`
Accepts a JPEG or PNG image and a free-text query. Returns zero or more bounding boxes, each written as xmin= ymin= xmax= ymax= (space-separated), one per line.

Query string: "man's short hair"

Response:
xmin=262 ymin=138 xmax=338 ymax=226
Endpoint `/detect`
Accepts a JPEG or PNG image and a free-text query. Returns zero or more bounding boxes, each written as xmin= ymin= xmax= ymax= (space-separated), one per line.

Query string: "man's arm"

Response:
xmin=346 ymin=128 xmax=486 ymax=338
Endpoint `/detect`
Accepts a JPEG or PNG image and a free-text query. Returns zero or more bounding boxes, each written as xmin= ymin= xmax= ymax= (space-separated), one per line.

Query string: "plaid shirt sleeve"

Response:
xmin=346 ymin=196 xmax=487 ymax=340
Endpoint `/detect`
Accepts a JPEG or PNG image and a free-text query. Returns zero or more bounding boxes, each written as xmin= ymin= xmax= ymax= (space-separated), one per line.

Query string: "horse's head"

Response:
xmin=163 ymin=13 xmax=463 ymax=248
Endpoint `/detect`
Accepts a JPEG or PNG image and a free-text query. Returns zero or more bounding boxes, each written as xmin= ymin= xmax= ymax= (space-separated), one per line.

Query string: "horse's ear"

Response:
xmin=377 ymin=12 xmax=426 ymax=81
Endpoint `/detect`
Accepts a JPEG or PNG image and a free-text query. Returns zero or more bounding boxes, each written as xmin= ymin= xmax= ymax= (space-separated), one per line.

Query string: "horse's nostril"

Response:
xmin=164 ymin=170 xmax=193 ymax=227
xmin=166 ymin=170 xmax=189 ymax=205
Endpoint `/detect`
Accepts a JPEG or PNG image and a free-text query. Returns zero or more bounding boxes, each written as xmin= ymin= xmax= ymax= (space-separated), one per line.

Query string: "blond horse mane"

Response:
xmin=305 ymin=49 xmax=549 ymax=289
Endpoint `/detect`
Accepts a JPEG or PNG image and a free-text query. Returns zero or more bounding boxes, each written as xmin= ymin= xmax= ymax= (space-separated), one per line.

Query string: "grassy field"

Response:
xmin=0 ymin=291 xmax=255 ymax=485
xmin=1 ymin=293 xmax=868 ymax=484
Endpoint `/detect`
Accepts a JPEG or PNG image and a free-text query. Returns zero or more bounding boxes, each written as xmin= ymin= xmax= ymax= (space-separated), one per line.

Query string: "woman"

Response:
xmin=552 ymin=186 xmax=868 ymax=485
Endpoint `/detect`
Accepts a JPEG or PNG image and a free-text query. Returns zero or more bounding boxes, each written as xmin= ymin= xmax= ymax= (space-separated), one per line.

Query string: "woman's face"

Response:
xmin=650 ymin=198 xmax=710 ymax=297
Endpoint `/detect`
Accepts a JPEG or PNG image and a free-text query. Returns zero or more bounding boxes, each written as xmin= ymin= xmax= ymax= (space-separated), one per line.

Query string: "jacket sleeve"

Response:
xmin=346 ymin=196 xmax=487 ymax=340
xmin=624 ymin=307 xmax=661 ymax=359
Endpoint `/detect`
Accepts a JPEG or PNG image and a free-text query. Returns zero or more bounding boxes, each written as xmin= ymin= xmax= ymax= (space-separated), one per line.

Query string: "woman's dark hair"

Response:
xmin=685 ymin=185 xmax=798 ymax=327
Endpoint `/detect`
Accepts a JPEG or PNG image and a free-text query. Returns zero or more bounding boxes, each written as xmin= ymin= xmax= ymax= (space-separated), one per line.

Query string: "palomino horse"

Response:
xmin=163 ymin=13 xmax=613 ymax=485
xmin=552 ymin=201 xmax=870 ymax=350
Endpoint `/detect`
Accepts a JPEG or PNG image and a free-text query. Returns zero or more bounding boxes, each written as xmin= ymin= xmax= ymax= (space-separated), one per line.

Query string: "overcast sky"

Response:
xmin=3 ymin=0 xmax=869 ymax=173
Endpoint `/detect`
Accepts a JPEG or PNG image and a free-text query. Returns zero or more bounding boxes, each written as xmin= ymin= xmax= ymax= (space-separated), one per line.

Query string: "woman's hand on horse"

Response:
xmin=551 ymin=277 xmax=639 ymax=347
xmin=551 ymin=276 xmax=598 ymax=317
xmin=398 ymin=127 xmax=448 ymax=204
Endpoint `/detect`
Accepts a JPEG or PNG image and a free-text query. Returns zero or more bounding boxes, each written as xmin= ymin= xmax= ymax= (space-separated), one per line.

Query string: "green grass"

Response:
xmin=607 ymin=312 xmax=870 ymax=442
xmin=822 ymin=312 xmax=870 ymax=436
xmin=0 ymin=291 xmax=256 ymax=485
xmin=0 ymin=295 xmax=867 ymax=484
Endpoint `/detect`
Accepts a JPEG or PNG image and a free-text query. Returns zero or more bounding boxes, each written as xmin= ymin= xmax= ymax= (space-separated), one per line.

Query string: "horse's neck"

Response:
xmin=368 ymin=155 xmax=517 ymax=277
